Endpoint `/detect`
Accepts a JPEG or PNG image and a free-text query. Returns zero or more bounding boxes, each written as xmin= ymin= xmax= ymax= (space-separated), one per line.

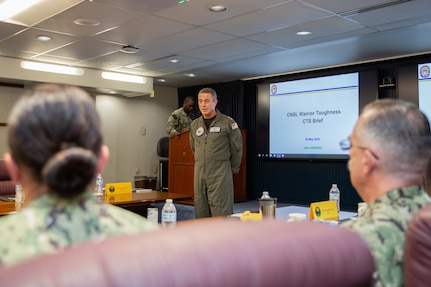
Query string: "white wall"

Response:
xmin=97 ymin=85 xmax=177 ymax=184
xmin=0 ymin=84 xmax=178 ymax=186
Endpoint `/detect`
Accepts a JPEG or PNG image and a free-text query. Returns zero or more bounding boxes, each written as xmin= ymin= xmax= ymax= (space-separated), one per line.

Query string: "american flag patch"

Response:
xmin=231 ymin=122 xmax=238 ymax=130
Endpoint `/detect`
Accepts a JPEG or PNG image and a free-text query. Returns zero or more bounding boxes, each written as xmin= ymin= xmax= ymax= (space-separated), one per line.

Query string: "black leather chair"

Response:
xmin=157 ymin=137 xmax=169 ymax=191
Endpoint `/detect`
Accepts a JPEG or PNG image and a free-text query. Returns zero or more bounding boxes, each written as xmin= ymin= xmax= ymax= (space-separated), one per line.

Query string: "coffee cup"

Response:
xmin=287 ymin=213 xmax=307 ymax=222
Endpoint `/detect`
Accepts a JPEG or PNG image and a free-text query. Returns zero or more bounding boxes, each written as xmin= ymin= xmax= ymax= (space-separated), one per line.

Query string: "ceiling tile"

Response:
xmin=140 ymin=28 xmax=235 ymax=54
xmin=34 ymin=1 xmax=143 ymax=37
xmin=346 ymin=0 xmax=431 ymax=27
xmin=78 ymin=49 xmax=170 ymax=71
xmin=154 ymin=0 xmax=290 ymax=26
xmin=0 ymin=22 xmax=27 ymax=42
xmin=302 ymin=0 xmax=395 ymax=14
xmin=94 ymin=15 xmax=194 ymax=47
xmin=0 ymin=0 xmax=430 ymax=88
xmin=204 ymin=1 xmax=331 ymax=37
xmin=181 ymin=38 xmax=277 ymax=62
xmin=28 ymin=53 xmax=82 ymax=66
xmin=45 ymin=38 xmax=121 ymax=60
xmin=247 ymin=16 xmax=367 ymax=48
xmin=92 ymin=0 xmax=177 ymax=14
xmin=0 ymin=28 xmax=78 ymax=55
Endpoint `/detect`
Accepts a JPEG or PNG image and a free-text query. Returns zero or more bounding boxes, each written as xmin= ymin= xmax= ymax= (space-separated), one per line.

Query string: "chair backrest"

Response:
xmin=157 ymin=137 xmax=169 ymax=158
xmin=0 ymin=158 xmax=10 ymax=181
xmin=404 ymin=203 xmax=431 ymax=286
xmin=0 ymin=220 xmax=374 ymax=287
xmin=0 ymin=158 xmax=15 ymax=195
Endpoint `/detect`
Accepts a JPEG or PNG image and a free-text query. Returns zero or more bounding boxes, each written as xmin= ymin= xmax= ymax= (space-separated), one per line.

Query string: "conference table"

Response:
xmin=275 ymin=205 xmax=357 ymax=222
xmin=0 ymin=190 xmax=192 ymax=216
xmin=227 ymin=205 xmax=358 ymax=224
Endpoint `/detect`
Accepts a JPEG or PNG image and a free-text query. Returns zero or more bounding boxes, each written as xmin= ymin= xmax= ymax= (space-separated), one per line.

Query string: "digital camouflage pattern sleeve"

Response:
xmin=341 ymin=185 xmax=430 ymax=287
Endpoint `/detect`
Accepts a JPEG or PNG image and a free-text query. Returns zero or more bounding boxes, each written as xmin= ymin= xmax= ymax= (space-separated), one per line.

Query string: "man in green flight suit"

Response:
xmin=190 ymin=87 xmax=243 ymax=218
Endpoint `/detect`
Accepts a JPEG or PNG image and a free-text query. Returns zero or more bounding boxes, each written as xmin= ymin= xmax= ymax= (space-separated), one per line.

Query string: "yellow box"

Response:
xmin=105 ymin=182 xmax=132 ymax=195
xmin=309 ymin=200 xmax=339 ymax=221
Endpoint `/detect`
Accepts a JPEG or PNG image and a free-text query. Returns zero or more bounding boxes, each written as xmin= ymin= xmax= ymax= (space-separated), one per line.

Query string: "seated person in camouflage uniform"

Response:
xmin=166 ymin=96 xmax=195 ymax=138
xmin=0 ymin=84 xmax=159 ymax=267
xmin=340 ymin=99 xmax=431 ymax=287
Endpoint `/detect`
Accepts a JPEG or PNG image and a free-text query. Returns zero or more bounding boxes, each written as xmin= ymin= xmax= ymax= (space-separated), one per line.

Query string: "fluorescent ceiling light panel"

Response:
xmin=0 ymin=0 xmax=41 ymax=21
xmin=21 ymin=61 xmax=84 ymax=76
xmin=101 ymin=72 xmax=146 ymax=84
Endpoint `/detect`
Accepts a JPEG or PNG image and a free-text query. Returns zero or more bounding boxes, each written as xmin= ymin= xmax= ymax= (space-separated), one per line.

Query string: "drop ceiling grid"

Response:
xmin=153 ymin=0 xmax=291 ymax=26
xmin=203 ymin=1 xmax=332 ymax=37
xmin=137 ymin=28 xmax=236 ymax=55
xmin=33 ymin=1 xmax=144 ymax=37
xmin=246 ymin=16 xmax=367 ymax=49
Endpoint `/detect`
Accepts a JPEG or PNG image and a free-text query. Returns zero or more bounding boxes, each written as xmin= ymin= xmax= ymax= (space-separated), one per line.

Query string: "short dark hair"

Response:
xmin=198 ymin=87 xmax=217 ymax=101
xmin=183 ymin=96 xmax=195 ymax=104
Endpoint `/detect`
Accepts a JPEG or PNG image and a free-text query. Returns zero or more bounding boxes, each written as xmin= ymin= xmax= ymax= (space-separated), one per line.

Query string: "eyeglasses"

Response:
xmin=339 ymin=137 xmax=380 ymax=160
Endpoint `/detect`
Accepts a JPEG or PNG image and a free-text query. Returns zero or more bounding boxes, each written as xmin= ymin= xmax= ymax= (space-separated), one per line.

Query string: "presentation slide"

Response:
xmin=418 ymin=62 xmax=431 ymax=121
xmin=269 ymin=73 xmax=358 ymax=157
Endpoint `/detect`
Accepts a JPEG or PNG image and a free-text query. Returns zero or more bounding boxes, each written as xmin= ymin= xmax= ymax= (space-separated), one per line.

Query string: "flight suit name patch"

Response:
xmin=210 ymin=127 xmax=221 ymax=133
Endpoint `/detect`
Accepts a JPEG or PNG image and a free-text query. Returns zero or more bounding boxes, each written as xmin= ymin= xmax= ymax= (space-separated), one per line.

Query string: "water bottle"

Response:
xmin=161 ymin=199 xmax=177 ymax=228
xmin=329 ymin=183 xmax=340 ymax=212
xmin=259 ymin=191 xmax=276 ymax=219
xmin=95 ymin=173 xmax=104 ymax=196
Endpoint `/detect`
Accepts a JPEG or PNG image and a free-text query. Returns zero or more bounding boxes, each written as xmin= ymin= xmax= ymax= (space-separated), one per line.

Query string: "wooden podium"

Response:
xmin=168 ymin=130 xmax=247 ymax=204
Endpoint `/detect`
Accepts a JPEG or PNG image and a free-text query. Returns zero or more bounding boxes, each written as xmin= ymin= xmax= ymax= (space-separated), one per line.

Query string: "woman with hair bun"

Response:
xmin=0 ymin=83 xmax=158 ymax=266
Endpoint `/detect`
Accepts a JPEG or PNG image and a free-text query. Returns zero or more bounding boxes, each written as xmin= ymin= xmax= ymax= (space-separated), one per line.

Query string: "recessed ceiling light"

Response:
xmin=296 ymin=31 xmax=311 ymax=36
xmin=73 ymin=18 xmax=100 ymax=26
xmin=209 ymin=4 xmax=227 ymax=12
xmin=37 ymin=35 xmax=52 ymax=41
xmin=170 ymin=59 xmax=180 ymax=63
xmin=184 ymin=73 xmax=196 ymax=78
xmin=157 ymin=79 xmax=167 ymax=83
xmin=121 ymin=45 xmax=140 ymax=54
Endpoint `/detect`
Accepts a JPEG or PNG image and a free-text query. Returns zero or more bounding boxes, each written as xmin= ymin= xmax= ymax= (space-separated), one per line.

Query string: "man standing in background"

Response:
xmin=166 ymin=96 xmax=195 ymax=138
xmin=190 ymin=87 xmax=243 ymax=218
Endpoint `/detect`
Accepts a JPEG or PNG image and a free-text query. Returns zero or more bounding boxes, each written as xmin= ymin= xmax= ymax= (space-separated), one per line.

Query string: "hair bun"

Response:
xmin=42 ymin=147 xmax=97 ymax=197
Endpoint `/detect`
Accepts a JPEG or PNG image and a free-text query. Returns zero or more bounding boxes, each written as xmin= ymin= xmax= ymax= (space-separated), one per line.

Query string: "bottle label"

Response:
xmin=147 ymin=208 xmax=158 ymax=224
xmin=162 ymin=212 xmax=177 ymax=223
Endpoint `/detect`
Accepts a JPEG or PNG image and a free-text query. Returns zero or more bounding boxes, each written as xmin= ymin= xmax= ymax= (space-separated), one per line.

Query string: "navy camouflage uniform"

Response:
xmin=0 ymin=192 xmax=159 ymax=266
xmin=190 ymin=110 xmax=243 ymax=218
xmin=341 ymin=185 xmax=430 ymax=287
xmin=166 ymin=107 xmax=194 ymax=136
